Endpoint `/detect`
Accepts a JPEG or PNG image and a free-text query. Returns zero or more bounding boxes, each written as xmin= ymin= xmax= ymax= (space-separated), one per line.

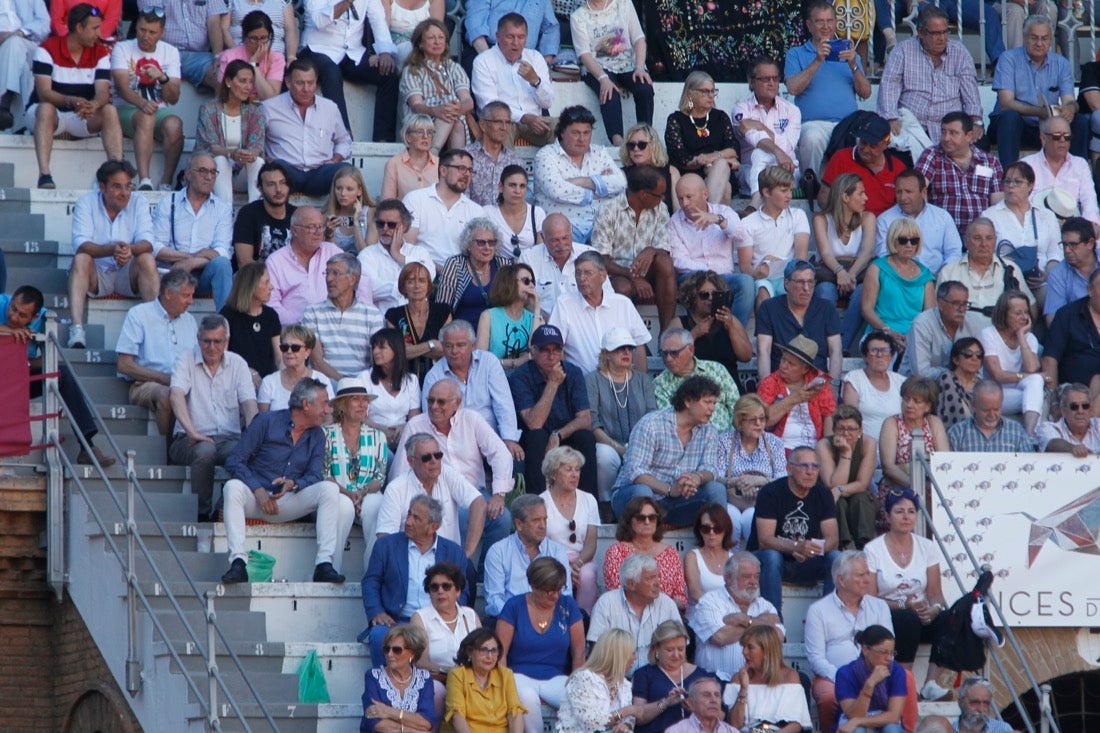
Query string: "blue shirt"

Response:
xmin=225 ymin=409 xmax=325 ymax=490
xmin=991 ymin=46 xmax=1076 ymax=124
xmin=498 ymin=592 xmax=582 ymax=679
xmin=483 ymin=533 xmax=572 ymax=616
xmin=1044 ymin=260 xmax=1100 ymax=316
xmin=402 ymin=537 xmax=437 ymax=618
xmin=784 ymin=40 xmax=862 ymax=122
xmin=463 ymin=0 xmax=559 ymax=57
xmin=422 ymin=350 xmax=520 ymax=441
xmin=1 ymin=293 xmax=46 ymax=360
xmin=947 ymin=417 xmax=1033 ymax=452
xmin=115 ymin=297 xmax=199 ymax=378
xmin=874 ymin=202 xmax=963 ymax=274
xmin=71 ymin=189 xmax=155 ymax=272
xmin=152 ymin=187 xmax=233 ymax=259
xmin=835 ymin=656 xmax=907 ymax=722
xmin=508 ymin=359 xmax=589 ymax=432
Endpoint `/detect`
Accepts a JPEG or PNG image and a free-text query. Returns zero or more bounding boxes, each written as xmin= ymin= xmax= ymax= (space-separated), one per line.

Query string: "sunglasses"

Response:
xmin=1068 ymin=401 xmax=1092 ymax=411
xmin=1045 ymin=132 xmax=1072 ymax=141
xmin=428 ymin=581 xmax=454 ymax=592
xmin=419 ymin=451 xmax=444 ymax=463
xmin=959 ymin=349 xmax=983 ymax=358
xmin=699 ymin=524 xmax=723 ymax=534
xmin=279 ymin=343 xmax=304 ymax=353
xmin=519 ymin=277 xmax=534 ymax=285
xmin=375 ymin=220 xmax=399 ymax=230
xmin=613 ymin=344 xmax=636 ymax=353
xmin=659 ymin=345 xmax=689 ymax=358
xmin=634 ymin=513 xmax=659 ymax=523
xmin=511 ymin=234 xmax=521 ymax=258
xmin=626 ymin=140 xmax=649 ymax=151
xmin=383 ymin=645 xmax=408 ymax=655
xmin=895 ymin=236 xmax=921 ymax=246
xmin=567 ymin=518 xmax=577 ymax=545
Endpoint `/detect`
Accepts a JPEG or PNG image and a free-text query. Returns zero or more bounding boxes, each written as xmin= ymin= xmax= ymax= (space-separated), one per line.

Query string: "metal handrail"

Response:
xmin=910 ymin=438 xmax=1061 ymax=733
xmin=39 ymin=328 xmax=280 ymax=732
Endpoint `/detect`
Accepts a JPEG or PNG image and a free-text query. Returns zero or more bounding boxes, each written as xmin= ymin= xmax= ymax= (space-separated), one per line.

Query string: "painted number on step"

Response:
xmin=110 ymin=406 xmax=127 ymax=419
xmin=254 ymin=643 xmax=264 ymax=655
xmin=182 ymin=525 xmax=196 ymax=537
xmin=51 ymin=296 xmax=68 ymax=308
xmin=287 ymin=705 xmax=296 ymax=718
xmin=23 ymin=241 xmax=39 ymax=253
xmin=87 ymin=351 xmax=102 ymax=363
xmin=148 ymin=468 xmax=162 ymax=479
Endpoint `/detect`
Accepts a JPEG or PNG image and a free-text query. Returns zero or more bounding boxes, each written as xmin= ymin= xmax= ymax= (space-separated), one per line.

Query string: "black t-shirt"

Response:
xmin=232 ymin=201 xmax=297 ymax=269
xmin=1079 ymin=62 xmax=1100 ymax=113
xmin=746 ymin=476 xmax=837 ymax=553
xmin=755 ymin=295 xmax=841 ymax=373
xmin=221 ymin=305 xmax=282 ymax=377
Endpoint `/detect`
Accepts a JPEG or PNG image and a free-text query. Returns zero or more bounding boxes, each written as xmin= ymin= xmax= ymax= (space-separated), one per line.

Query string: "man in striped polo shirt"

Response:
xmin=26 ymin=3 xmax=123 ymax=189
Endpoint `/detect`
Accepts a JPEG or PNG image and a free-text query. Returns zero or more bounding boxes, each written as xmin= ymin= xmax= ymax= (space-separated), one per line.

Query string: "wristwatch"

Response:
xmin=834 ymin=485 xmax=846 ymax=497
xmin=716 ymin=215 xmax=727 ymax=229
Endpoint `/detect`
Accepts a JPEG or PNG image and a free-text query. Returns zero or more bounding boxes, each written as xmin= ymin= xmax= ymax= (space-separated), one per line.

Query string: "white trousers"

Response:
xmin=890 ymin=108 xmax=933 ymax=162
xmin=798 ymin=120 xmax=837 ymax=176
xmin=0 ymin=35 xmax=36 ymax=107
xmin=740 ymin=147 xmax=799 ymax=195
xmin=1002 ymin=373 xmax=1045 ymax=417
xmin=514 ymin=673 xmax=567 ymax=733
xmin=214 ymin=154 xmax=264 ymax=203
xmin=224 ymin=478 xmax=355 ymax=572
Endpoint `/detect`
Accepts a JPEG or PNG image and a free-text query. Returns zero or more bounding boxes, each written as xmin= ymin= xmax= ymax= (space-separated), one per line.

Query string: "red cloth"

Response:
xmin=822 ymin=146 xmax=907 ymax=216
xmin=757 ymin=368 xmax=837 ymax=441
xmin=0 ymin=338 xmax=32 ymax=457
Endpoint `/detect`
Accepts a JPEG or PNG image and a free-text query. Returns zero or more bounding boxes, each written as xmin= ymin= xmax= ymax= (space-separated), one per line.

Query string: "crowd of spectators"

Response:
xmin=5 ymin=0 xmax=1087 ymax=730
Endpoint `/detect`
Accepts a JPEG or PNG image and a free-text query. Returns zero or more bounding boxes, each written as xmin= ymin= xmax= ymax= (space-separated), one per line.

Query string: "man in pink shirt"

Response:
xmin=732 ymin=58 xmax=801 ymax=202
xmin=265 ymin=206 xmax=373 ymax=324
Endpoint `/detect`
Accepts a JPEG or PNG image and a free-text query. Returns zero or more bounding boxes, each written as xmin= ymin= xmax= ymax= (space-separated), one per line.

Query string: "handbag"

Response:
xmin=814 ymin=255 xmax=858 ymax=285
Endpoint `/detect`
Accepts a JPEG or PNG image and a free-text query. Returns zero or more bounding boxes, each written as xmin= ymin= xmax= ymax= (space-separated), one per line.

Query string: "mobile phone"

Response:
xmin=710 ymin=291 xmax=731 ymax=316
xmin=809 ymin=375 xmax=830 ymax=387
xmin=826 ymin=38 xmax=849 ymax=61
xmin=338 ymin=215 xmax=352 ymax=227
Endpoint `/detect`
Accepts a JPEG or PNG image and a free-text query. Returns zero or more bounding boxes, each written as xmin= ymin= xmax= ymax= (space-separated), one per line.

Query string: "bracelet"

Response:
xmin=399 ymin=710 xmax=404 ymax=722
xmin=597 ymin=74 xmax=609 ymax=81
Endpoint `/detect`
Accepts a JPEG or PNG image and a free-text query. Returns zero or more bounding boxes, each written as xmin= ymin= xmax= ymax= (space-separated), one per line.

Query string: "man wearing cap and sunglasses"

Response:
xmin=819 ymin=113 xmax=907 ymax=217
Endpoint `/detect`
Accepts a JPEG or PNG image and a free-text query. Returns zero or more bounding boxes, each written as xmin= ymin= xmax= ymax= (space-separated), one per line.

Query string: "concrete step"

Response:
xmin=181 ymin=670 xmax=301 ymax=707
xmin=63 ymin=347 xmax=123 ymax=376
xmin=86 ymin=489 xmax=195 ymax=526
xmin=0 ymin=162 xmax=13 ymax=188
xmin=0 ymin=237 xmax=60 ymax=268
xmin=0 ymin=211 xmax=44 ymax=239
xmin=8 ymin=265 xmax=66 ymax=295
xmin=88 ymin=297 xmax=217 ymax=353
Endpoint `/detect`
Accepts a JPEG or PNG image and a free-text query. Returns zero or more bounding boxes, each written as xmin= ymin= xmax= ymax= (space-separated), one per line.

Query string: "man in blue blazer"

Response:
xmin=359 ymin=494 xmax=469 ymax=663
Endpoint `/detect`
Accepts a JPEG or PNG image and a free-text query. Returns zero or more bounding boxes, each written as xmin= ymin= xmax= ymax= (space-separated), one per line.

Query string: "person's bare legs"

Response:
xmin=33 ymin=103 xmax=58 ymax=176
xmin=160 ymin=115 xmax=184 ymax=187
xmin=705 ymin=158 xmax=733 ymax=204
xmin=649 ymin=250 xmax=677 ymax=329
xmin=67 ymin=252 xmax=98 ymax=327
xmin=131 ymin=108 xmax=156 ymax=181
xmin=89 ymin=104 xmax=124 ymax=161
xmin=130 ymin=252 xmax=160 ymax=301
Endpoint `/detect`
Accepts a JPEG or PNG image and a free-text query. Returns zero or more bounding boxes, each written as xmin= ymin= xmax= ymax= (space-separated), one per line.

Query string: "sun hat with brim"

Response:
xmin=333 ymin=377 xmax=376 ymax=400
xmin=601 ymin=326 xmax=636 ymax=352
xmin=1035 ymin=187 xmax=1078 ymax=219
xmin=775 ymin=334 xmax=819 ymax=369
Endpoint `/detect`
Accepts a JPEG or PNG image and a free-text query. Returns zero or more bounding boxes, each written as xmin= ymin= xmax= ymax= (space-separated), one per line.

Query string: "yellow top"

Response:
xmin=443 ymin=665 xmax=527 ymax=733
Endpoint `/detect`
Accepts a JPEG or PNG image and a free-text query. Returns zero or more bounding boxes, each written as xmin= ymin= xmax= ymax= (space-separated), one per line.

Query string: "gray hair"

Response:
xmin=1059 ymin=382 xmax=1090 ymax=407
xmin=973 ymin=379 xmax=1004 ymax=402
xmin=510 ymin=494 xmax=544 ymax=521
xmin=479 ymin=99 xmax=511 ymax=119
xmin=620 ymin=552 xmax=658 ymax=585
xmin=160 ymin=268 xmax=198 ymax=297
xmin=439 ymin=319 xmax=476 ymax=342
xmin=542 ymin=445 xmax=584 ymax=481
xmin=408 ymin=494 xmax=444 ymax=525
xmin=291 ymin=205 xmax=321 ymax=227
xmin=328 ymin=252 xmax=361 ymax=281
xmin=428 ymin=378 xmax=463 ymax=402
xmin=405 ymin=432 xmax=439 ymax=458
xmin=660 ymin=327 xmax=694 ymax=348
xmin=459 ymin=217 xmax=502 ymax=256
xmin=958 ymin=676 xmax=995 ymax=704
xmin=965 ymin=216 xmax=996 ymax=241
xmin=402 ymin=113 xmax=435 ymax=140
xmin=686 ymin=676 xmax=721 ymax=700
xmin=831 ymin=549 xmax=867 ymax=584
xmin=288 ymin=377 xmax=327 ymax=410
xmin=574 ymin=250 xmax=606 ymax=272
xmin=1022 ymin=12 xmax=1052 ymax=36
xmin=936 ymin=280 xmax=967 ymax=300
xmin=723 ymin=551 xmax=760 ymax=584
xmin=199 ymin=314 xmax=229 ymax=336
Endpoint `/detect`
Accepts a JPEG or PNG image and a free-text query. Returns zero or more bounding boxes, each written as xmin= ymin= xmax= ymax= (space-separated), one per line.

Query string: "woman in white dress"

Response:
xmin=358 ymin=328 xmax=421 ymax=451
xmin=257 ymin=325 xmax=334 ymax=411
xmin=411 ymin=561 xmax=480 ymax=716
xmin=556 ymin=629 xmax=645 ymax=733
xmin=682 ymin=504 xmax=734 ymax=621
xmin=724 ymin=625 xmax=811 ymax=732
xmin=540 ymin=446 xmax=600 ymax=612
xmin=842 ymin=330 xmax=904 ymax=444
xmin=486 ymin=164 xmax=546 ymax=260
xmin=979 ymin=289 xmax=1048 ymax=436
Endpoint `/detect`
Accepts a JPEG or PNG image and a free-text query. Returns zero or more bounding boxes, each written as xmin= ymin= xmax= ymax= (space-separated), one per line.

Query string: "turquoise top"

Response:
xmin=486 ymin=307 xmax=534 ymax=360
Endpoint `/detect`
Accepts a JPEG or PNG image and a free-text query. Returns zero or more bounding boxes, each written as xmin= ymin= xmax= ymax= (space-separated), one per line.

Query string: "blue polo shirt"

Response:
xmin=784 ymin=40 xmax=862 ymax=122
xmin=508 ymin=359 xmax=589 ymax=431
xmin=1044 ymin=260 xmax=1100 ymax=316
xmin=755 ymin=294 xmax=841 ymax=373
xmin=1044 ymin=296 xmax=1100 ymax=385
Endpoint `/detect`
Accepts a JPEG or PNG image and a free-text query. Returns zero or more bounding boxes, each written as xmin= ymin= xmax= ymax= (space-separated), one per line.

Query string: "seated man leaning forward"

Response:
xmin=611 ymin=375 xmax=727 ymax=527
xmin=220 ymin=376 xmax=355 ymax=584
xmin=746 ymin=445 xmax=840 ymax=618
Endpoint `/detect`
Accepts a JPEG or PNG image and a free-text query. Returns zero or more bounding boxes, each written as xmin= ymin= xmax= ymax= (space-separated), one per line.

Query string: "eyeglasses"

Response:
xmin=895 ymin=236 xmax=921 ymax=246
xmin=1003 ymin=178 xmax=1028 ymax=187
xmin=473 ymin=238 xmax=498 ymax=247
xmin=940 ymin=297 xmax=969 ymax=309
xmin=419 ymin=451 xmax=444 ymax=463
xmin=959 ymin=349 xmax=983 ymax=359
xmin=742 ymin=414 xmax=766 ymax=424
xmin=659 ymin=345 xmax=689 ymax=358
xmin=518 ymin=277 xmax=534 ymax=285
xmin=699 ymin=524 xmax=723 ymax=534
xmin=375 ymin=219 xmax=399 ymax=230
xmin=789 ymin=462 xmax=821 ymax=471
xmin=626 ymin=140 xmax=649 ymax=151
xmin=1060 ymin=239 xmax=1087 ymax=248
xmin=476 ymin=646 xmax=500 ymax=655
xmin=695 ymin=87 xmax=718 ymax=96
xmin=294 ymin=224 xmax=325 ymax=233
xmin=834 ymin=424 xmax=860 ymax=433
xmin=324 ymin=268 xmax=350 ymax=277
xmin=787 ymin=276 xmax=815 ymax=287
xmin=1045 ymin=132 xmax=1072 ymax=141
xmin=444 ymin=164 xmax=474 ymax=173
xmin=245 ymin=33 xmax=271 ymax=42
xmin=867 ymin=646 xmax=896 ymax=657
xmin=428 ymin=581 xmax=455 ymax=592
xmin=407 ymin=128 xmax=433 ymax=137
xmin=200 ymin=337 xmax=227 ymax=345
xmin=191 ymin=167 xmax=218 ymax=177
xmin=866 ymin=347 xmax=892 ymax=356
xmin=1068 ymin=401 xmax=1092 ymax=411
xmin=383 ymin=645 xmax=408 ymax=655
xmin=279 ymin=343 xmax=304 ymax=353
xmin=634 ymin=513 xmax=659 ymax=523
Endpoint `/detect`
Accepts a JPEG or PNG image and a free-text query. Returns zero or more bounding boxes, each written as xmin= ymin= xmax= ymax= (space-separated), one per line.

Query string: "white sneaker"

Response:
xmin=137 ymin=177 xmax=154 ymax=191
xmin=67 ymin=324 xmax=86 ymax=349
xmin=920 ymin=680 xmax=951 ymax=701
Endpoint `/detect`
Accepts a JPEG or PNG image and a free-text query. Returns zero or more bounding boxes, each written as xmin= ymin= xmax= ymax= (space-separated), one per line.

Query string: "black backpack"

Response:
xmin=930 ymin=570 xmax=1001 ymax=672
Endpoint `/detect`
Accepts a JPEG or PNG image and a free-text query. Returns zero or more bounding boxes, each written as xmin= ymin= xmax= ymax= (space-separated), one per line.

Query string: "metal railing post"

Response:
xmin=206 ymin=591 xmax=221 ymax=732
xmin=42 ymin=314 xmax=65 ymax=601
xmin=1040 ymin=683 xmax=1052 ymax=733
xmin=125 ymin=449 xmax=142 ymax=695
xmin=909 ymin=426 xmax=928 ymax=535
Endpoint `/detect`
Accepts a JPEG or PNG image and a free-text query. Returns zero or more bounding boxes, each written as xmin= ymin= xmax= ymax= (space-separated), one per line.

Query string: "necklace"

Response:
xmin=606 ymin=371 xmax=631 ymax=409
xmin=438 ymin=607 xmax=459 ymax=625
xmin=886 ymin=533 xmax=912 ymax=566
xmin=691 ymin=111 xmax=710 ymax=138
xmin=387 ymin=667 xmax=413 ymax=686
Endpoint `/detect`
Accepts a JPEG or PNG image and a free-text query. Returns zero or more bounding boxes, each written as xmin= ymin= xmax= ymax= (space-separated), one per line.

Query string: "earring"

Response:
xmin=687 ymin=99 xmax=694 ymax=112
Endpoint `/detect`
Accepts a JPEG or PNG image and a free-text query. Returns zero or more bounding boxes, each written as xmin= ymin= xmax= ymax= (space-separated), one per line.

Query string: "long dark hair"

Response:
xmin=370 ymin=327 xmax=409 ymax=393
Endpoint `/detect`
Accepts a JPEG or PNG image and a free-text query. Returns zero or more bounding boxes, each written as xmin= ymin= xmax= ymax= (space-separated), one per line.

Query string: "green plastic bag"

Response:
xmin=298 ymin=649 xmax=330 ymax=703
xmin=245 ymin=550 xmax=276 ymax=582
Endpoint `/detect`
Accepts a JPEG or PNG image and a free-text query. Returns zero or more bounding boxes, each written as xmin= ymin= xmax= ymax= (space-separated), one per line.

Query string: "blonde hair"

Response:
xmin=581 ymin=628 xmax=635 ymax=687
xmin=323 ymin=165 xmax=376 ymax=217
xmin=740 ymin=625 xmax=786 ymax=686
xmin=619 ymin=123 xmax=669 ymax=167
xmin=886 ymin=217 xmax=923 ymax=256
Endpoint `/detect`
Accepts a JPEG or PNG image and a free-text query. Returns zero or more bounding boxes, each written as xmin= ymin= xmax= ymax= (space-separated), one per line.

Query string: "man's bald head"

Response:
xmin=676 ymin=173 xmax=709 ymax=214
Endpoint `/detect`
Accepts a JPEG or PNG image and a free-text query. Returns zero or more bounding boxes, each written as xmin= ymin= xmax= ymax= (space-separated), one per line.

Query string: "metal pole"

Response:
xmin=1040 ymin=683 xmax=1052 ymax=733
xmin=909 ymin=427 xmax=928 ymax=536
xmin=206 ymin=590 xmax=221 ymax=731
xmin=43 ymin=316 xmax=65 ymax=600
xmin=125 ymin=450 xmax=142 ymax=695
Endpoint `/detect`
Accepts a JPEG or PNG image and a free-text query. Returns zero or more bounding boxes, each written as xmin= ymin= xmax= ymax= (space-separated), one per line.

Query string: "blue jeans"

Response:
xmin=276 ymin=160 xmax=349 ymax=198
xmin=178 ymin=50 xmax=215 ymax=88
xmin=195 ymin=256 xmax=233 ymax=311
xmin=989 ymin=109 xmax=1090 ymax=167
xmin=852 ymin=725 xmax=905 ymax=733
xmin=611 ymin=481 xmax=726 ymax=528
xmin=676 ymin=271 xmax=755 ymax=327
xmin=815 ymin=281 xmax=865 ymax=353
xmin=754 ymin=548 xmax=840 ymax=620
xmin=458 ymin=488 xmax=512 ymax=574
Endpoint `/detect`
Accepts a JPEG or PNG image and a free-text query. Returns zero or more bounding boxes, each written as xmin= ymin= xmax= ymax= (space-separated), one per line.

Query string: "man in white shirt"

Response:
xmin=152 ymin=153 xmax=234 ymax=310
xmin=169 ymin=314 xmax=257 ymax=521
xmin=804 ymin=551 xmax=893 ymax=733
xmin=669 ymin=173 xmax=753 ymax=325
xmin=67 ymin=160 xmax=159 ymax=349
xmin=470 ymin=13 xmax=555 ymax=146
xmin=588 ymin=553 xmax=680 ymax=673
xmin=732 ymin=58 xmax=801 ymax=199
xmin=356 ymin=199 xmax=435 ymax=311
xmin=110 ymin=10 xmax=184 ymax=191
xmin=376 ymin=433 xmax=487 ymax=561
xmin=1038 ymin=383 xmax=1100 ymax=455
xmin=520 ymin=213 xmax=607 ymax=316
xmin=691 ymin=552 xmax=783 ymax=681
xmin=548 ymin=250 xmax=651 ymax=373
xmin=0 ymin=0 xmax=49 ymax=130
xmin=403 ymin=149 xmax=485 ymax=266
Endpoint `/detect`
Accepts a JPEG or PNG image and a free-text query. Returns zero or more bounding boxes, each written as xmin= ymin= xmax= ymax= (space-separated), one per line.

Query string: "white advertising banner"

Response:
xmin=929 ymin=451 xmax=1100 ymax=627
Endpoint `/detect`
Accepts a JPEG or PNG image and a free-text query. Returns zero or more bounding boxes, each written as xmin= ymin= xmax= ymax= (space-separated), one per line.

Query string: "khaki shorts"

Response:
xmin=128 ymin=380 xmax=167 ymax=411
xmin=88 ymin=261 xmax=139 ymax=298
